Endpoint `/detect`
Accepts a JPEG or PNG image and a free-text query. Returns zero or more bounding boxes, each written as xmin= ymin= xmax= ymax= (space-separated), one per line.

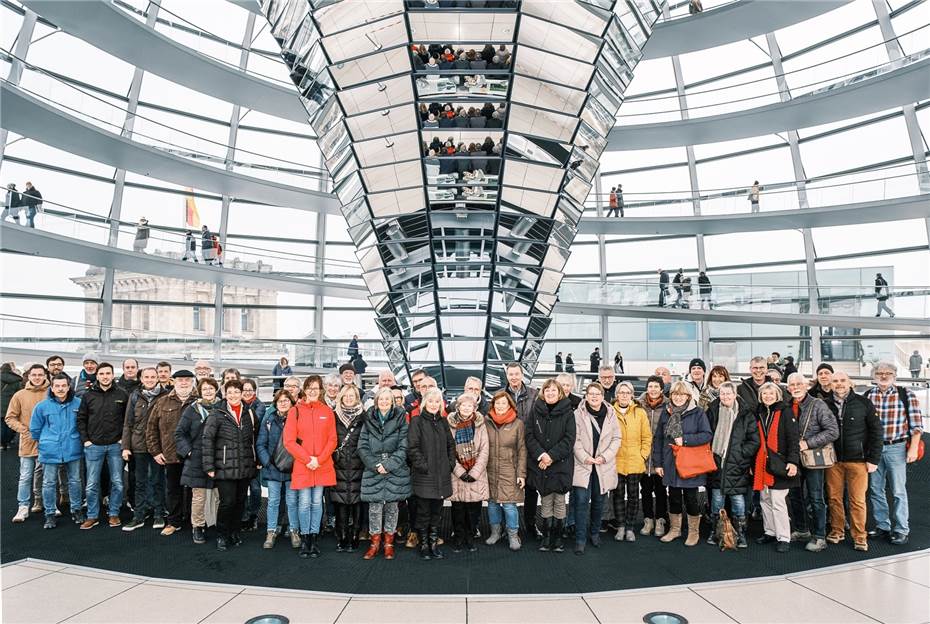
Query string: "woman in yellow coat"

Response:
xmin=612 ymin=381 xmax=653 ymax=542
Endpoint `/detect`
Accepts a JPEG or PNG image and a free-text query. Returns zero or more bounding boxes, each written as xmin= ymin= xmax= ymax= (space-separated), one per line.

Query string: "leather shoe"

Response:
xmin=755 ymin=534 xmax=776 ymax=545
xmin=867 ymin=527 xmax=890 ymax=539
xmin=776 ymin=541 xmax=790 ymax=553
xmin=890 ymin=532 xmax=909 ymax=546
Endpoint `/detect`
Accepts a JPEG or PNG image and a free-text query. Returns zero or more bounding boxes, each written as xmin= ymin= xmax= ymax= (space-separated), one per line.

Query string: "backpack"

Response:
xmin=716 ymin=509 xmax=737 ymax=551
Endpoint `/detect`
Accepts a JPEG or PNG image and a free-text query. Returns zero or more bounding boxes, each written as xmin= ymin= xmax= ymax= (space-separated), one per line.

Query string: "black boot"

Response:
xmin=552 ymin=519 xmax=565 ymax=553
xmin=417 ymin=529 xmax=432 ymax=560
xmin=335 ymin=523 xmax=346 ymax=552
xmin=348 ymin=528 xmax=360 ymax=553
xmin=736 ymin=516 xmax=748 ymax=549
xmin=216 ymin=535 xmax=228 ymax=551
xmin=192 ymin=526 xmax=206 ymax=545
xmin=309 ymin=533 xmax=321 ymax=558
xmin=299 ymin=534 xmax=311 ymax=559
xmin=428 ymin=528 xmax=444 ymax=559
xmin=707 ymin=514 xmax=718 ymax=545
xmin=538 ymin=518 xmax=551 ymax=552
xmin=230 ymin=532 xmax=242 ymax=546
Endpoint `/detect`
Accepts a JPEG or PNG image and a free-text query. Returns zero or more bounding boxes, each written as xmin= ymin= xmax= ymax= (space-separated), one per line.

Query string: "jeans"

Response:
xmin=243 ymin=475 xmax=261 ymax=520
xmin=869 ymin=442 xmax=909 ymax=535
xmin=710 ymin=488 xmax=746 ymax=518
xmin=42 ymin=460 xmax=82 ymax=517
xmin=84 ymin=443 xmax=124 ymax=519
xmin=789 ymin=467 xmax=826 ymax=538
xmin=487 ymin=500 xmax=519 ymax=530
xmin=564 ymin=488 xmax=577 ymax=528
xmin=25 ymin=206 xmax=36 ymax=228
xmin=266 ymin=480 xmax=298 ymax=532
xmin=132 ymin=453 xmax=165 ymax=521
xmin=17 ymin=456 xmax=36 ymax=507
xmin=573 ymin=471 xmax=605 ymax=543
xmin=297 ymin=485 xmax=325 ymax=535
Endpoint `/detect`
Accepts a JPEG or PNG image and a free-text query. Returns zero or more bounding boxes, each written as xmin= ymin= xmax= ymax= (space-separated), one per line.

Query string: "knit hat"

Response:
xmin=82 ymin=352 xmax=98 ymax=364
xmin=816 ymin=363 xmax=834 ymax=374
xmin=339 ymin=362 xmax=355 ymax=374
xmin=688 ymin=358 xmax=707 ymax=373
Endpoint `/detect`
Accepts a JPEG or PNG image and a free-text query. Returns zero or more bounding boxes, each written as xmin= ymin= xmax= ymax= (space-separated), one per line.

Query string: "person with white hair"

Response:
xmin=447 ymin=393 xmax=489 ymax=553
xmin=785 ymin=372 xmax=838 ymax=553
xmin=363 ymin=370 xmax=397 ymax=410
xmin=864 ymin=361 xmax=923 ymax=546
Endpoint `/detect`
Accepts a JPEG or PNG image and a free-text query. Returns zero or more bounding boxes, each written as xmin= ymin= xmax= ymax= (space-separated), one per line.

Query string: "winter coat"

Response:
xmin=202 ymin=401 xmax=258 ymax=481
xmin=77 ymin=383 xmax=129 ymax=445
xmin=505 ymin=383 xmax=538 ymax=424
xmin=331 ymin=409 xmax=365 ymax=504
xmin=525 ymin=397 xmax=576 ymax=496
xmin=825 ymin=392 xmax=882 ymax=465
xmin=4 ymin=380 xmax=48 ymax=457
xmin=175 ymin=400 xmax=215 ymax=489
xmin=485 ymin=416 xmax=526 ymax=503
xmin=612 ymin=401 xmax=653 ymax=475
xmin=654 ymin=402 xmax=713 ymax=488
xmin=791 ymin=394 xmax=839 ymax=450
xmin=755 ymin=401 xmax=801 ymax=490
xmin=737 ymin=377 xmax=766 ymax=411
xmin=448 ymin=411 xmax=490 ymax=503
xmin=572 ymin=402 xmax=621 ymax=495
xmin=146 ymin=390 xmax=195 ymax=464
xmin=359 ymin=405 xmax=411 ymax=502
xmin=638 ymin=392 xmax=668 ymax=475
xmin=705 ymin=398 xmax=760 ymax=495
xmin=256 ymin=408 xmax=292 ymax=483
xmin=809 ymin=383 xmax=833 ymax=402
xmin=116 ymin=375 xmax=141 ymax=395
xmin=30 ymin=389 xmax=82 ymax=464
xmin=1 ymin=370 xmax=23 ymax=418
xmin=120 ymin=386 xmax=165 ymax=453
xmin=408 ymin=408 xmax=456 ymax=499
xmin=909 ymin=353 xmax=923 ymax=371
xmin=284 ymin=400 xmax=337 ymax=489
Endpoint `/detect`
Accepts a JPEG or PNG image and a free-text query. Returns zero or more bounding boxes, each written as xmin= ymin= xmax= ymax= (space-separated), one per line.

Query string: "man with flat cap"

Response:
xmin=146 ymin=369 xmax=197 ymax=536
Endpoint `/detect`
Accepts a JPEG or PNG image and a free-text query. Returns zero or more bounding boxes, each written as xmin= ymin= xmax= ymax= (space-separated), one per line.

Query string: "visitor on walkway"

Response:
xmin=21 ymin=182 xmax=41 ymax=228
xmin=182 ymin=230 xmax=197 ymax=262
xmin=256 ymin=389 xmax=299 ymax=550
xmin=555 ymin=352 xmax=563 ymax=372
xmin=201 ymin=225 xmax=215 ymax=265
xmin=606 ymin=186 xmax=624 ymax=218
xmin=331 ymin=384 xmax=365 ymax=553
xmin=565 ymin=354 xmax=575 ymax=373
xmin=272 ymin=357 xmax=292 ymax=391
xmin=749 ymin=181 xmax=761 ymax=213
xmin=176 ymin=376 xmax=219 ymax=546
xmin=658 ymin=268 xmax=669 ymax=307
xmin=133 ymin=218 xmax=150 ymax=253
xmin=448 ymin=394 xmax=489 ymax=553
xmin=2 ymin=183 xmax=21 ymax=223
xmin=874 ymin=273 xmax=895 ymax=317
xmin=7 ymin=364 xmax=48 ymax=523
xmin=611 ymin=381 xmax=651 ymax=542
xmin=120 ymin=367 xmax=165 ymax=532
xmin=348 ymin=335 xmax=360 ymax=360
xmin=484 ymin=390 xmax=526 ymax=551
xmin=589 ymin=347 xmax=601 ymax=373
xmin=689 ymin=0 xmax=703 ymax=13
xmin=672 ymin=269 xmax=684 ymax=308
xmin=753 ymin=382 xmax=799 ymax=553
xmin=698 ymin=271 xmax=712 ymax=309
xmin=614 ymin=352 xmax=624 ymax=375
xmin=908 ymin=350 xmax=922 ymax=380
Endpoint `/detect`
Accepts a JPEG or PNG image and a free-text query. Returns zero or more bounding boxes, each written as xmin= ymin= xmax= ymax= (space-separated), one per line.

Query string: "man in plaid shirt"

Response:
xmin=864 ymin=361 xmax=923 ymax=545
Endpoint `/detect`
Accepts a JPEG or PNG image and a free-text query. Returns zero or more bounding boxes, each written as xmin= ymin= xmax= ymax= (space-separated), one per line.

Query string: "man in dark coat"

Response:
xmin=21 ymin=182 xmax=41 ymax=228
xmin=658 ymin=268 xmax=669 ymax=307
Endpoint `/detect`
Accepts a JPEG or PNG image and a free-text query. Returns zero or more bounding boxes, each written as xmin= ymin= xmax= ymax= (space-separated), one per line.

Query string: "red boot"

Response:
xmin=363 ymin=533 xmax=382 ymax=560
xmin=383 ymin=532 xmax=396 ymax=559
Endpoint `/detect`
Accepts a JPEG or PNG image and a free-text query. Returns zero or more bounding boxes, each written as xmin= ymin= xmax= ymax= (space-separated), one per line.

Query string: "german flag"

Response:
xmin=184 ymin=187 xmax=201 ymax=228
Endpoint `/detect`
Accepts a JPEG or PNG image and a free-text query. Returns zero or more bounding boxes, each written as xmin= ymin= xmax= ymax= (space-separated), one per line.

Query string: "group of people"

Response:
xmin=130 ymin=220 xmax=222 ymax=265
xmin=658 ymin=268 xmax=714 ymax=309
xmin=2 ymin=351 xmax=922 ymax=562
xmin=412 ymin=43 xmax=512 ymax=73
xmin=2 ymin=181 xmax=42 ymax=228
xmin=423 ymin=134 xmax=503 ymax=177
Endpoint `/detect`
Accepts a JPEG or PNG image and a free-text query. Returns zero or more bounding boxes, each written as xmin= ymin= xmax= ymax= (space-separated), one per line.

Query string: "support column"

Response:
xmin=766 ymin=33 xmax=822 ymax=365
xmin=594 ymin=173 xmax=609 ymax=356
xmin=314 ymin=196 xmax=327 ymax=367
xmin=214 ymin=11 xmax=256 ymax=361
xmin=0 ymin=9 xmax=37 ymax=169
xmin=871 ymin=0 xmax=930 ymax=245
xmin=100 ymin=1 xmax=160 ymax=353
xmin=669 ymin=42 xmax=711 ymax=361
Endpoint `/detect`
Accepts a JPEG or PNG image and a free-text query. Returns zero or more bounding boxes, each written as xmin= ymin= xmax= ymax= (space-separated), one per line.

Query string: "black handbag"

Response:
xmin=272 ymin=431 xmax=294 ymax=473
xmin=765 ymin=447 xmax=790 ymax=479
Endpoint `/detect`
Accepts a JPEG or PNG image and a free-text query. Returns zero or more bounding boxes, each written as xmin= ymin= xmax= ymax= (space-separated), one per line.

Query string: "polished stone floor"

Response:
xmin=2 ymin=549 xmax=928 ymax=623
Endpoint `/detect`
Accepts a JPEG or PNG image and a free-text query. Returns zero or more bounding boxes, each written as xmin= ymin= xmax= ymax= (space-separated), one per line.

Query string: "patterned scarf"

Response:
xmin=336 ymin=401 xmax=363 ymax=429
xmin=665 ymin=399 xmax=693 ymax=441
xmin=450 ymin=411 xmax=481 ymax=471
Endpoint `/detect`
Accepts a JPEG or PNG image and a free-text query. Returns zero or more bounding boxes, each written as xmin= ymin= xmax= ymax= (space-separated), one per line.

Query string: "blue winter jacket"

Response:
xmin=257 ymin=405 xmax=291 ymax=482
xmin=30 ymin=389 xmax=83 ymax=464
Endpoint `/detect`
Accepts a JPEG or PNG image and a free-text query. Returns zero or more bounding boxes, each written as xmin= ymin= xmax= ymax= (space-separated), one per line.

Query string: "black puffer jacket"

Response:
xmin=407 ymin=409 xmax=456 ymax=499
xmin=176 ymin=400 xmax=215 ymax=489
xmin=201 ymin=401 xmax=257 ymax=481
xmin=525 ymin=397 xmax=576 ymax=496
xmin=331 ymin=408 xmax=365 ymax=505
xmin=77 ymin=383 xmax=129 ymax=445
xmin=1 ymin=370 xmax=23 ymax=418
xmin=825 ymin=392 xmax=882 ymax=464
xmin=705 ymin=398 xmax=760 ymax=495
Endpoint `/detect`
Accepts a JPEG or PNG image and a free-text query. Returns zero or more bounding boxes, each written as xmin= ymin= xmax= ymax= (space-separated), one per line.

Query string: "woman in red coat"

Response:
xmin=284 ymin=375 xmax=337 ymax=559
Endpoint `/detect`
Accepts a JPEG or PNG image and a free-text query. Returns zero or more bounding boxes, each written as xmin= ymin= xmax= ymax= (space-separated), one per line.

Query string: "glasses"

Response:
xmin=750 ymin=366 xmax=766 ymax=371
xmin=875 ymin=372 xmax=895 ymax=377
xmin=305 ymin=386 xmax=321 ymax=392
xmin=586 ymin=391 xmax=603 ymax=397
xmin=284 ymin=383 xmax=299 ymax=389
xmin=617 ymin=390 xmax=633 ymax=396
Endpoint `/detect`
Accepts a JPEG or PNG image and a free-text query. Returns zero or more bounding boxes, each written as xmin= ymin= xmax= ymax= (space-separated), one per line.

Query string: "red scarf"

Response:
xmin=229 ymin=402 xmax=242 ymax=425
xmin=753 ymin=408 xmax=781 ymax=491
xmin=490 ymin=406 xmax=517 ymax=427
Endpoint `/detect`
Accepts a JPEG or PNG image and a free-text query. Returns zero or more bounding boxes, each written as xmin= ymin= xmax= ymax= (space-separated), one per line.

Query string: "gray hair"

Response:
xmin=598 ymin=364 xmax=615 ymax=374
xmin=786 ymin=372 xmax=807 ymax=386
xmin=555 ymin=372 xmax=576 ymax=388
xmin=758 ymin=382 xmax=783 ymax=402
xmin=323 ymin=373 xmax=341 ymax=387
xmin=750 ymin=356 xmax=767 ymax=366
xmin=373 ymin=386 xmax=394 ymax=406
xmin=422 ymin=388 xmax=444 ymax=405
xmin=464 ymin=375 xmax=482 ymax=389
xmin=873 ymin=361 xmax=897 ymax=377
xmin=718 ymin=381 xmax=738 ymax=395
xmin=617 ymin=380 xmax=635 ymax=395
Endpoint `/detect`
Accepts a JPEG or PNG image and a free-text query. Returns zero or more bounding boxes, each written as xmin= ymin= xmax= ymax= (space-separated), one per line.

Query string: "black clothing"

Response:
xmin=77 ymin=383 xmax=129 ymax=445
xmin=705 ymin=399 xmax=760 ymax=495
xmin=737 ymin=378 xmax=765 ymax=411
xmin=555 ymin=354 xmax=563 ymax=372
xmin=505 ymin=382 xmax=538 ymax=424
xmin=755 ymin=401 xmax=801 ymax=490
xmin=331 ymin=411 xmax=365 ymax=505
xmin=20 ymin=186 xmax=41 ymax=209
xmin=698 ymin=274 xmax=711 ymax=295
xmin=407 ymin=409 xmax=456 ymax=499
xmin=809 ymin=383 xmax=833 ymax=401
xmin=201 ymin=401 xmax=257 ymax=482
xmin=525 ymin=398 xmax=576 ymax=496
xmin=565 ymin=356 xmax=575 ymax=373
xmin=825 ymin=392 xmax=882 ymax=464
xmin=589 ymin=351 xmax=601 ymax=373
xmin=116 ymin=375 xmax=140 ymax=395
xmin=176 ymin=402 xmax=214 ymax=489
xmin=215 ymin=478 xmax=249 ymax=539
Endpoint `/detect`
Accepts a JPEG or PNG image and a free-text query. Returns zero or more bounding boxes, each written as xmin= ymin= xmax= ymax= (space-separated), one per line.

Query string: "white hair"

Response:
xmin=787 ymin=372 xmax=807 ymax=385
xmin=873 ymin=361 xmax=897 ymax=376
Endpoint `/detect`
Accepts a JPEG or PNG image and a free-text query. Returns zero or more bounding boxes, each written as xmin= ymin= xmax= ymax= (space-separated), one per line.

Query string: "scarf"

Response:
xmin=644 ymin=394 xmax=664 ymax=409
xmin=712 ymin=400 xmax=738 ymax=458
xmin=664 ymin=400 xmax=691 ymax=441
xmin=141 ymin=386 xmax=162 ymax=401
xmin=585 ymin=401 xmax=608 ymax=425
xmin=490 ymin=406 xmax=517 ymax=427
xmin=450 ymin=411 xmax=480 ymax=471
xmin=753 ymin=406 xmax=781 ymax=490
xmin=337 ymin=402 xmax=363 ymax=429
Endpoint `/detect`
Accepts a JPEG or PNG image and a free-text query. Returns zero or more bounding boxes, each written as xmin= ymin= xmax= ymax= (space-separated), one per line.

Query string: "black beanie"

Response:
xmin=688 ymin=358 xmax=707 ymax=373
xmin=816 ymin=363 xmax=834 ymax=374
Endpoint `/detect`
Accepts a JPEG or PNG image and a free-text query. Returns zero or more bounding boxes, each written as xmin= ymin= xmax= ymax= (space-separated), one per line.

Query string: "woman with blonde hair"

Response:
xmin=332 ymin=384 xmax=366 ymax=553
xmin=612 ymin=381 xmax=653 ymax=542
xmin=484 ymin=390 xmax=526 ymax=551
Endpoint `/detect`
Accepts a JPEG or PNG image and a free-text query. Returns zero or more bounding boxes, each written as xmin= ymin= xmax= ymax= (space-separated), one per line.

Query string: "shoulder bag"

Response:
xmin=671 ymin=442 xmax=716 ymax=479
xmin=799 ymin=402 xmax=836 ymax=469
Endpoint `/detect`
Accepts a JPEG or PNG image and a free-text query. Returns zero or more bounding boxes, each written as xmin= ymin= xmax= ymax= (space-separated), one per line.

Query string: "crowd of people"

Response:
xmin=412 ymin=44 xmax=512 ymax=73
xmin=657 ymin=268 xmax=714 ymax=309
xmin=1 ymin=351 xmax=922 ymax=562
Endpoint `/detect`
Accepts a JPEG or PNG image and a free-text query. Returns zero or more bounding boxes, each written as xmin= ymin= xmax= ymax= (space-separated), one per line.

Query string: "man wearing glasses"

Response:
xmin=864 ymin=362 xmax=923 ymax=546
xmin=737 ymin=356 xmax=769 ymax=410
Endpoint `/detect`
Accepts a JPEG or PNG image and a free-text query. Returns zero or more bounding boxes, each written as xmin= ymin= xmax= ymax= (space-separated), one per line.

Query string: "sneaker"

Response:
xmin=152 ymin=517 xmax=166 ymax=530
xmin=790 ymin=530 xmax=811 ymax=542
xmin=122 ymin=518 xmax=145 ymax=532
xmin=43 ymin=515 xmax=57 ymax=530
xmin=80 ymin=518 xmax=99 ymax=530
xmin=654 ymin=518 xmax=667 ymax=538
xmin=776 ymin=540 xmax=790 ymax=553
xmin=825 ymin=533 xmax=844 ymax=544
xmin=192 ymin=526 xmax=207 ymax=544
xmin=853 ymin=541 xmax=869 ymax=552
xmin=755 ymin=534 xmax=776 ymax=545
xmin=160 ymin=525 xmax=178 ymax=536
xmin=614 ymin=527 xmax=625 ymax=542
xmin=624 ymin=529 xmax=636 ymax=542
xmin=12 ymin=505 xmax=29 ymax=523
xmin=108 ymin=516 xmax=122 ymax=528
xmin=30 ymin=502 xmax=43 ymax=514
xmin=71 ymin=511 xmax=85 ymax=525
xmin=290 ymin=530 xmax=301 ymax=549
xmin=805 ymin=538 xmax=827 ymax=552
xmin=54 ymin=507 xmax=62 ymax=518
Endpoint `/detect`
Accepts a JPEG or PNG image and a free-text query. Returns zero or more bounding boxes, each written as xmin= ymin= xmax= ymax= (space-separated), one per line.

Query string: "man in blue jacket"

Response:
xmin=30 ymin=374 xmax=84 ymax=529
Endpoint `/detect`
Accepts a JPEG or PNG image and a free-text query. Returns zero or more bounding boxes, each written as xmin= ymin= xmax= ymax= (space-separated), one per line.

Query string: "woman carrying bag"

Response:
xmin=256 ymin=389 xmax=299 ymax=549
xmin=655 ymin=380 xmax=713 ymax=546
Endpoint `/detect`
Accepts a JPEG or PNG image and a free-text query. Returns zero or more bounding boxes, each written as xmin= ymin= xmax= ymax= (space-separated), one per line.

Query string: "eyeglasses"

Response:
xmin=875 ymin=372 xmax=895 ymax=377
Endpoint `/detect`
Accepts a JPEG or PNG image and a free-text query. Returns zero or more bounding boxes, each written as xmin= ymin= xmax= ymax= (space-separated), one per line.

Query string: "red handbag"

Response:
xmin=671 ymin=443 xmax=717 ymax=479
